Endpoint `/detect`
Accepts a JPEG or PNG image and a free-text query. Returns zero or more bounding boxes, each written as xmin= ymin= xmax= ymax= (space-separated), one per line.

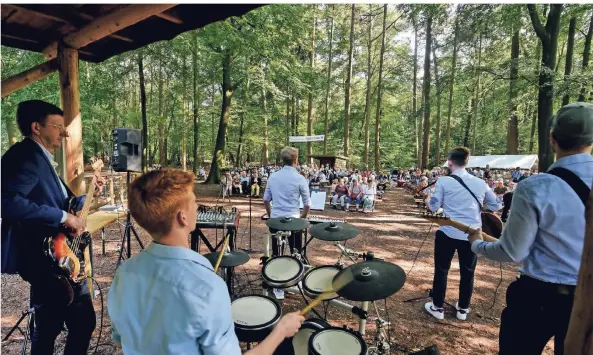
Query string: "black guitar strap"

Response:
xmin=449 ymin=175 xmax=482 ymax=214
xmin=546 ymin=167 xmax=590 ymax=206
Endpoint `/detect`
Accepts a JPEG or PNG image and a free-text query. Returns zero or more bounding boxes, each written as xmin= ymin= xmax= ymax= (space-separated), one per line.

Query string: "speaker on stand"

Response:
xmin=112 ymin=128 xmax=145 ymax=266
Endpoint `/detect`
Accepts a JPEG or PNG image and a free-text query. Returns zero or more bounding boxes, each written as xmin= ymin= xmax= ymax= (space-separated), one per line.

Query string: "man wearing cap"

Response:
xmin=468 ymin=102 xmax=593 ymax=355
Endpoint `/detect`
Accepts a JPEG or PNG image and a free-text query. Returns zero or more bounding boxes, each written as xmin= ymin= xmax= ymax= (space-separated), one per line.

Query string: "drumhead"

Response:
xmin=303 ymin=266 xmax=340 ymax=295
xmin=309 ymin=328 xmax=367 ymax=355
xmin=262 ymin=256 xmax=304 ymax=283
xmin=231 ymin=295 xmax=281 ymax=330
xmin=293 ymin=319 xmax=330 ymax=355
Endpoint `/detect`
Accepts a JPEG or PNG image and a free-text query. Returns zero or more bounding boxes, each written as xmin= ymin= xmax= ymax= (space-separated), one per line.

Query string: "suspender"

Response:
xmin=546 ymin=167 xmax=591 ymax=206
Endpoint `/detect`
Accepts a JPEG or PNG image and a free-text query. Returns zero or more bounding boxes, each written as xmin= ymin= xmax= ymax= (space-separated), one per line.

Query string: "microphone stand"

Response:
xmin=242 ymin=168 xmax=260 ymax=254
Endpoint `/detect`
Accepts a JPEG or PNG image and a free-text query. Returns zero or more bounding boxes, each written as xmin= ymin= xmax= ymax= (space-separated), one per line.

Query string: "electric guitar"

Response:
xmin=43 ymin=160 xmax=103 ymax=293
xmin=422 ymin=212 xmax=499 ymax=242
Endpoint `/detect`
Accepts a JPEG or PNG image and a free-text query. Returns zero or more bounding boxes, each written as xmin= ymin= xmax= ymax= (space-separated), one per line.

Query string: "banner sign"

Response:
xmin=289 ymin=135 xmax=325 ymax=143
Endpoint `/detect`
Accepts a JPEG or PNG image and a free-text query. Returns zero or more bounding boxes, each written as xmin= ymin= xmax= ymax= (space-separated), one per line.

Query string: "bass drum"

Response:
xmin=262 ymin=255 xmax=305 ymax=288
xmin=292 ymin=318 xmax=330 ymax=355
xmin=308 ymin=327 xmax=367 ymax=355
xmin=231 ymin=295 xmax=281 ymax=343
xmin=302 ymin=265 xmax=341 ymax=300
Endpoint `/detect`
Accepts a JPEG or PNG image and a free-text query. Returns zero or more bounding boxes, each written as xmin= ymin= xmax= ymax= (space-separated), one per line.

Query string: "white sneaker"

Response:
xmin=424 ymin=302 xmax=444 ymax=320
xmin=455 ymin=302 xmax=470 ymax=321
xmin=273 ymin=288 xmax=285 ymax=300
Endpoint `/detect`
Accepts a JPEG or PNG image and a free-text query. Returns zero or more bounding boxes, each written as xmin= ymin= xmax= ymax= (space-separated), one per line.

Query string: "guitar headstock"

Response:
xmin=422 ymin=212 xmax=452 ymax=226
xmin=91 ymin=159 xmax=104 ymax=175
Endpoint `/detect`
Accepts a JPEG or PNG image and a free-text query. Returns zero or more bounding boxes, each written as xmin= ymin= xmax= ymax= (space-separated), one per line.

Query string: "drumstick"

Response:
xmin=213 ymin=234 xmax=231 ymax=273
xmin=300 ymin=268 xmax=354 ymax=316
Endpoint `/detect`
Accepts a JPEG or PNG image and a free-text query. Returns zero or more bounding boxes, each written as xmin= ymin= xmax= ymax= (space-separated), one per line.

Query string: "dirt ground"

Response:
xmin=1 ymin=186 xmax=554 ymax=354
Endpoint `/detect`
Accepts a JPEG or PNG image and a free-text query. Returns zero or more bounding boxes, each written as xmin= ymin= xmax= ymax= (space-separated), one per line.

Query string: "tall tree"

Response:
xmin=363 ymin=4 xmax=373 ymax=170
xmin=562 ymin=17 xmax=576 ymax=106
xmin=413 ymin=16 xmax=421 ymax=167
xmin=262 ymin=65 xmax=269 ymax=165
xmin=421 ymin=15 xmax=433 ymax=169
xmin=344 ymin=4 xmax=355 ymax=160
xmin=472 ymin=33 xmax=482 ymax=154
xmin=445 ymin=12 xmax=459 ymax=156
xmin=323 ymin=7 xmax=334 ymax=155
xmin=527 ymin=4 xmax=563 ymax=172
xmin=432 ymin=42 xmax=442 ymax=166
xmin=306 ymin=13 xmax=316 ymax=165
xmin=236 ymin=76 xmax=249 ymax=167
xmin=138 ymin=51 xmax=148 ymax=171
xmin=578 ymin=13 xmax=593 ymax=102
xmin=192 ymin=32 xmax=199 ymax=174
xmin=374 ymin=5 xmax=387 ymax=171
xmin=507 ymin=30 xmax=520 ymax=154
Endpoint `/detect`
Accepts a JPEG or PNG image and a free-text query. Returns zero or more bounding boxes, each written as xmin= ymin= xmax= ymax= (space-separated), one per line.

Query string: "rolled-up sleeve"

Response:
xmin=300 ymin=177 xmax=311 ymax=206
xmin=198 ymin=287 xmax=242 ymax=355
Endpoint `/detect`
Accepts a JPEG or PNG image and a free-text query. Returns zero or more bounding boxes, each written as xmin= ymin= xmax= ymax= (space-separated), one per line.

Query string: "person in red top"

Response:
xmin=331 ymin=178 xmax=349 ymax=210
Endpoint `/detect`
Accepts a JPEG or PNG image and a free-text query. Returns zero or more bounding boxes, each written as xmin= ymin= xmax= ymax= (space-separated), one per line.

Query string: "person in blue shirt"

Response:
xmin=469 ymin=102 xmax=593 ymax=355
xmin=108 ymin=169 xmax=304 ymax=355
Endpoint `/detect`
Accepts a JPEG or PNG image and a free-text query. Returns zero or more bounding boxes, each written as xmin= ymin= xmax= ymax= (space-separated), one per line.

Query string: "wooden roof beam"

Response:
xmin=154 ymin=12 xmax=183 ymax=24
xmin=1 ymin=59 xmax=59 ymax=98
xmin=43 ymin=4 xmax=176 ymax=59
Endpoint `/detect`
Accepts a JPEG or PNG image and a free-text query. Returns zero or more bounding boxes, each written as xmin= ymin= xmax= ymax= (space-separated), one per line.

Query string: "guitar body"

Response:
xmin=481 ymin=212 xmax=503 ymax=239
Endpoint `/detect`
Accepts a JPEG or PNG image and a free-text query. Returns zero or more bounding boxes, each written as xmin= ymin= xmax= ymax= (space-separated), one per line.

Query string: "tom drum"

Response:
xmin=231 ymin=295 xmax=281 ymax=343
xmin=302 ymin=265 xmax=341 ymax=300
xmin=308 ymin=327 xmax=367 ymax=355
xmin=262 ymin=256 xmax=305 ymax=288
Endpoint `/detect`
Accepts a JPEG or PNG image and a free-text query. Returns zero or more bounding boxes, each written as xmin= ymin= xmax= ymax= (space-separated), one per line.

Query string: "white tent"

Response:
xmin=442 ymin=155 xmax=538 ymax=170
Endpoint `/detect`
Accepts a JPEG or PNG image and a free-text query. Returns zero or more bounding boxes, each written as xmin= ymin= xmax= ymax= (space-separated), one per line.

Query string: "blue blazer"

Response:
xmin=1 ymin=138 xmax=84 ymax=275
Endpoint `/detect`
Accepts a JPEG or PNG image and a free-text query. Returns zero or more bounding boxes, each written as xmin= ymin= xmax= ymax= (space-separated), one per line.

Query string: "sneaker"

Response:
xmin=424 ymin=302 xmax=444 ymax=320
xmin=273 ymin=288 xmax=285 ymax=300
xmin=455 ymin=302 xmax=470 ymax=321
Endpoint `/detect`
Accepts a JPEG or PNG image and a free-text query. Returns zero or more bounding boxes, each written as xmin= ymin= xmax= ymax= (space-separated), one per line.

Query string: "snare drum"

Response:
xmin=231 ymin=295 xmax=281 ymax=343
xmin=302 ymin=265 xmax=341 ymax=300
xmin=262 ymin=256 xmax=305 ymax=288
xmin=292 ymin=318 xmax=330 ymax=355
xmin=308 ymin=327 xmax=367 ymax=355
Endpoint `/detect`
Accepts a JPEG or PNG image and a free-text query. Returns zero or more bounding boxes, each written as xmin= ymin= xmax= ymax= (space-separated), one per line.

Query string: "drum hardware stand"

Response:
xmin=117 ymin=172 xmax=145 ymax=266
xmin=1 ymin=307 xmax=34 ymax=355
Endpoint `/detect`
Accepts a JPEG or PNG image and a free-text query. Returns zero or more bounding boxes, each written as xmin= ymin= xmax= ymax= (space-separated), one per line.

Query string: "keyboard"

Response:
xmin=260 ymin=214 xmax=345 ymax=224
xmin=196 ymin=211 xmax=239 ymax=229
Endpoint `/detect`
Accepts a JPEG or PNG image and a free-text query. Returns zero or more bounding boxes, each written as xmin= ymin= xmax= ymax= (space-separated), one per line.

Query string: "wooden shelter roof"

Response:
xmin=1 ymin=4 xmax=262 ymax=63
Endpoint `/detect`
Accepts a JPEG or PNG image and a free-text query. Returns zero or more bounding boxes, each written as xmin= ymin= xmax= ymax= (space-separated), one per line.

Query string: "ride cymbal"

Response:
xmin=309 ymin=222 xmax=360 ymax=241
xmin=266 ymin=216 xmax=310 ymax=231
xmin=205 ymin=250 xmax=250 ymax=268
xmin=332 ymin=260 xmax=406 ymax=301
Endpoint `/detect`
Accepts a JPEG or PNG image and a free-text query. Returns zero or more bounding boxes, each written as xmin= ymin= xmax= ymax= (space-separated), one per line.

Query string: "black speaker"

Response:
xmin=112 ymin=128 xmax=142 ymax=172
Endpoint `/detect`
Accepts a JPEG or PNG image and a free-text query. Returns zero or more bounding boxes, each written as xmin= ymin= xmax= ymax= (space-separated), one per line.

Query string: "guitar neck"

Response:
xmin=446 ymin=219 xmax=499 ymax=243
xmin=78 ymin=175 xmax=97 ymax=221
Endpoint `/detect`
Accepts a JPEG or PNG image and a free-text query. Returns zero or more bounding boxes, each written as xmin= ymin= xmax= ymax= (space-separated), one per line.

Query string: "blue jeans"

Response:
xmin=347 ymin=196 xmax=362 ymax=206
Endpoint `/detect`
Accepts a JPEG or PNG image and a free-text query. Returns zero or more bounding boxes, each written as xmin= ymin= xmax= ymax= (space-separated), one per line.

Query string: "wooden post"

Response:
xmin=1 ymin=59 xmax=58 ymax=98
xmin=564 ymin=185 xmax=593 ymax=354
xmin=58 ymin=47 xmax=85 ymax=196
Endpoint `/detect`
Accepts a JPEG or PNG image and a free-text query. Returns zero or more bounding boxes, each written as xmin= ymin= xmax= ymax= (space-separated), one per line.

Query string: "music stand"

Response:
xmin=116 ymin=172 xmax=145 ymax=266
xmin=1 ymin=308 xmax=34 ymax=355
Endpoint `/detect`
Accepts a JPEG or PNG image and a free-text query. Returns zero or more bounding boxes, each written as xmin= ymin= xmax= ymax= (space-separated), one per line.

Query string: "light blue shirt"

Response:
xmin=429 ymin=169 xmax=502 ymax=240
xmin=263 ymin=165 xmax=311 ymax=218
xmin=107 ymin=242 xmax=241 ymax=355
xmin=472 ymin=153 xmax=593 ymax=285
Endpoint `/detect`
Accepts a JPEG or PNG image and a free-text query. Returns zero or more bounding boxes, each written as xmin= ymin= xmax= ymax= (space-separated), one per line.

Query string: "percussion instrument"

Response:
xmin=309 ymin=222 xmax=360 ymax=241
xmin=204 ymin=250 xmax=250 ymax=269
xmin=333 ymin=260 xmax=406 ymax=301
xmin=231 ymin=295 xmax=281 ymax=343
xmin=308 ymin=327 xmax=367 ymax=355
xmin=302 ymin=265 xmax=341 ymax=300
xmin=262 ymin=256 xmax=305 ymax=288
xmin=292 ymin=318 xmax=330 ymax=355
xmin=266 ymin=216 xmax=310 ymax=231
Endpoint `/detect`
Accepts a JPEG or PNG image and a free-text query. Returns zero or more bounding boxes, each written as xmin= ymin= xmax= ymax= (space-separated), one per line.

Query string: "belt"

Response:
xmin=519 ymin=275 xmax=576 ymax=296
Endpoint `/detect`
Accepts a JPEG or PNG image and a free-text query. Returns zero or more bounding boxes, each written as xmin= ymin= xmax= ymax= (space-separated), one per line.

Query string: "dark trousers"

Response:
xmin=270 ymin=228 xmax=303 ymax=257
xmin=499 ymin=276 xmax=575 ymax=355
xmin=28 ymin=277 xmax=96 ymax=355
xmin=431 ymin=230 xmax=477 ymax=309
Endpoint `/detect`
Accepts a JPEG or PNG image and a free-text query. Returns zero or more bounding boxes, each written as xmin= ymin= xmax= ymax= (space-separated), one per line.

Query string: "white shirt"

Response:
xmin=263 ymin=166 xmax=310 ymax=218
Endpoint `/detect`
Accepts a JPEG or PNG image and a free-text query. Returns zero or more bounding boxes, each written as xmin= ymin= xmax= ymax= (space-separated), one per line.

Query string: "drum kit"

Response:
xmin=227 ymin=216 xmax=407 ymax=355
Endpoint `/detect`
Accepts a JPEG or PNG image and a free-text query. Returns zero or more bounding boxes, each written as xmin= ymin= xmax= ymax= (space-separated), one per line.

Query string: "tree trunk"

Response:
xmin=286 ymin=92 xmax=290 ymax=146
xmin=555 ymin=41 xmax=565 ymax=74
xmin=374 ymin=5 xmax=387 ymax=172
xmin=295 ymin=96 xmax=300 ymax=136
xmin=472 ymin=33 xmax=482 ymax=153
xmin=578 ymin=13 xmax=593 ymax=102
xmin=324 ymin=7 xmax=334 ymax=155
xmin=432 ymin=42 xmax=442 ymax=167
xmin=507 ymin=30 xmax=520 ymax=154
xmin=262 ymin=68 xmax=269 ymax=165
xmin=205 ymin=50 xmax=234 ymax=184
xmin=527 ymin=4 xmax=562 ymax=172
xmin=421 ymin=16 xmax=432 ymax=170
xmin=413 ymin=17 xmax=421 ymax=167
xmin=181 ymin=57 xmax=188 ymax=171
xmin=138 ymin=52 xmax=148 ymax=171
xmin=5 ymin=116 xmax=19 ymax=146
xmin=529 ymin=102 xmax=537 ymax=153
xmin=237 ymin=77 xmax=249 ymax=167
xmin=158 ymin=55 xmax=166 ymax=166
xmin=344 ymin=4 xmax=355 ymax=160
xmin=562 ymin=17 xmax=576 ymax=106
xmin=192 ymin=31 xmax=200 ymax=174
xmin=445 ymin=14 xmax=459 ymax=156
xmin=291 ymin=94 xmax=296 ymax=136
xmin=307 ymin=14 xmax=316 ymax=165
xmin=464 ymin=99 xmax=473 ymax=148
xmin=363 ymin=4 xmax=373 ymax=170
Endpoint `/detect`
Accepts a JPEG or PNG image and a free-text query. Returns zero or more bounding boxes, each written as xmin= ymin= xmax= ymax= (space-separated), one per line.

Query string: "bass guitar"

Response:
xmin=422 ymin=212 xmax=499 ymax=242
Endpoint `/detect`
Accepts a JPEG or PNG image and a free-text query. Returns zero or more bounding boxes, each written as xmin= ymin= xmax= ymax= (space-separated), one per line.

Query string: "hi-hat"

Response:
xmin=332 ymin=260 xmax=406 ymax=301
xmin=204 ymin=250 xmax=250 ymax=268
xmin=309 ymin=222 xmax=360 ymax=241
xmin=266 ymin=216 xmax=310 ymax=231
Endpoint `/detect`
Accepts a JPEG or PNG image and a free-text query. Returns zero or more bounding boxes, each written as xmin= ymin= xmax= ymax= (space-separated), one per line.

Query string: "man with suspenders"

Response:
xmin=469 ymin=102 xmax=593 ymax=355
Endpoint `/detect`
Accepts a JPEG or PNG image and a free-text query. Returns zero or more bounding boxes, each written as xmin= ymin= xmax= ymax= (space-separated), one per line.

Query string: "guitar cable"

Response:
xmin=89 ymin=277 xmax=116 ymax=355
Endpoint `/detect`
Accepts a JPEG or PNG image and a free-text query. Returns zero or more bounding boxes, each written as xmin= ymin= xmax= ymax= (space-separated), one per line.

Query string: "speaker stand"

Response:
xmin=116 ymin=172 xmax=145 ymax=266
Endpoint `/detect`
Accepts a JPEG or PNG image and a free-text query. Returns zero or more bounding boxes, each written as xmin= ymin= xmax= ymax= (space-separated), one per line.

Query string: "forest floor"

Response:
xmin=1 ymin=186 xmax=554 ymax=355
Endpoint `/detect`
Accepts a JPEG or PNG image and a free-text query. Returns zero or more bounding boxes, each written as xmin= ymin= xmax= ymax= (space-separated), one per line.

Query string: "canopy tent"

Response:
xmin=442 ymin=155 xmax=538 ymax=170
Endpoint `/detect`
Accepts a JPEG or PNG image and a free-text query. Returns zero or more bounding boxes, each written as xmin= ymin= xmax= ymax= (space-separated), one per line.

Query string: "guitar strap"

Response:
xmin=546 ymin=167 xmax=590 ymax=206
xmin=449 ymin=174 xmax=498 ymax=234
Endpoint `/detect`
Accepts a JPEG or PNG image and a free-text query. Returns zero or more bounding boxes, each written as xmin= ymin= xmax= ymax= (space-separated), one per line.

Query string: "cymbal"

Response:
xmin=309 ymin=222 xmax=360 ymax=241
xmin=332 ymin=260 xmax=406 ymax=301
xmin=204 ymin=250 xmax=250 ymax=268
xmin=266 ymin=216 xmax=310 ymax=231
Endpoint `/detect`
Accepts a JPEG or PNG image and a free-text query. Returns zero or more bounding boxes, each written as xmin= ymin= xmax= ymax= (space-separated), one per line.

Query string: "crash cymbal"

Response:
xmin=309 ymin=222 xmax=360 ymax=241
xmin=332 ymin=260 xmax=406 ymax=301
xmin=266 ymin=216 xmax=310 ymax=231
xmin=205 ymin=250 xmax=250 ymax=268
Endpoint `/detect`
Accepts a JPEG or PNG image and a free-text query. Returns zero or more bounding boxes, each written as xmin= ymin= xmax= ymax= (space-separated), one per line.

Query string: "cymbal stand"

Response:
xmin=367 ymin=303 xmax=391 ymax=355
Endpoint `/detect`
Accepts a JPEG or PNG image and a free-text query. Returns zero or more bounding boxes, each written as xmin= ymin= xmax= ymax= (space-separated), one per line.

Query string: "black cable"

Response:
xmin=484 ymin=262 xmax=503 ymax=313
xmin=405 ymin=222 xmax=434 ymax=278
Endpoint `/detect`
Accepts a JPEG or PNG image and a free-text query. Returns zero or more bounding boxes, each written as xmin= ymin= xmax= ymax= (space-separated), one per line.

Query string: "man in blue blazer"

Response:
xmin=1 ymin=100 xmax=96 ymax=355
